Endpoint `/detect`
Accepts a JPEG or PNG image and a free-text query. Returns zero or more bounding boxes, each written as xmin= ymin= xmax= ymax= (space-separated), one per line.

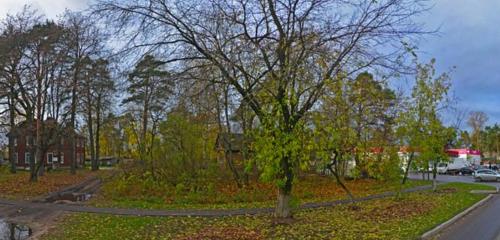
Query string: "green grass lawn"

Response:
xmin=89 ymin=174 xmax=430 ymax=210
xmin=42 ymin=182 xmax=494 ymax=240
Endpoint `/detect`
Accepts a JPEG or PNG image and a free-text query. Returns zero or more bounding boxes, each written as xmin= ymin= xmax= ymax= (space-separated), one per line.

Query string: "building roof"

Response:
xmin=446 ymin=149 xmax=481 ymax=156
xmin=7 ymin=118 xmax=85 ymax=139
xmin=215 ymin=133 xmax=248 ymax=152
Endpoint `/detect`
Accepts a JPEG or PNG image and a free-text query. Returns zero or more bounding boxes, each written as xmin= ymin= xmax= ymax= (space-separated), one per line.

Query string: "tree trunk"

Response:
xmin=87 ymin=98 xmax=95 ymax=171
xmin=93 ymin=95 xmax=101 ymax=171
xmin=70 ymin=60 xmax=79 ymax=175
xmin=275 ymin=155 xmax=294 ymax=218
xmin=432 ymin=162 xmax=438 ymax=191
xmin=29 ymin=133 xmax=37 ymax=182
xmin=8 ymin=94 xmax=16 ymax=174
xmin=149 ymin=122 xmax=158 ymax=180
xmin=223 ymin=85 xmax=242 ymax=187
xmin=140 ymin=83 xmax=149 ymax=161
xmin=401 ymin=152 xmax=415 ymax=185
xmin=276 ymin=188 xmax=292 ymax=218
xmin=327 ymin=162 xmax=353 ymax=200
xmin=32 ymin=75 xmax=43 ymax=182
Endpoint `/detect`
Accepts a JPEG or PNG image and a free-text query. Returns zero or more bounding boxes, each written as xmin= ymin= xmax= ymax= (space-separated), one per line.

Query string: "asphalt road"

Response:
xmin=409 ymin=173 xmax=500 ymax=240
xmin=409 ymin=172 xmax=500 ymax=188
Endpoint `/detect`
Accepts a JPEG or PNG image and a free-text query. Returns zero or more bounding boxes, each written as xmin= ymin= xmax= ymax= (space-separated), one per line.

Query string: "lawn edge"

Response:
xmin=420 ymin=193 xmax=494 ymax=240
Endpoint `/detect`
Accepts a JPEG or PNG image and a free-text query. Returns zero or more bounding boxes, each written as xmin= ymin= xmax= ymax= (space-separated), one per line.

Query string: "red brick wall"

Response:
xmin=14 ymin=134 xmax=85 ymax=168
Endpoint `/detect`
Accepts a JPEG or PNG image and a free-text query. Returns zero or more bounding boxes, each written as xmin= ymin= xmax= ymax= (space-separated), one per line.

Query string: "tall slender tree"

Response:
xmin=123 ymin=55 xmax=172 ymax=164
xmin=62 ymin=11 xmax=105 ymax=174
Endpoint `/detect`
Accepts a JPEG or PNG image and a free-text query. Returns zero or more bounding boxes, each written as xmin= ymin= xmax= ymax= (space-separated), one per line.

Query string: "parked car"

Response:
xmin=458 ymin=167 xmax=474 ymax=175
xmin=473 ymin=169 xmax=500 ymax=182
xmin=472 ymin=165 xmax=487 ymax=173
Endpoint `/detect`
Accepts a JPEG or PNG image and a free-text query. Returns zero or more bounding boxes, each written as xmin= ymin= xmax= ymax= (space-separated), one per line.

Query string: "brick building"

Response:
xmin=7 ymin=118 xmax=85 ymax=168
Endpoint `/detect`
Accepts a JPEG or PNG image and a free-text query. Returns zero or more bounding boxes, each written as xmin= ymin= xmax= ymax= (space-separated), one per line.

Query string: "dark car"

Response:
xmin=459 ymin=167 xmax=474 ymax=175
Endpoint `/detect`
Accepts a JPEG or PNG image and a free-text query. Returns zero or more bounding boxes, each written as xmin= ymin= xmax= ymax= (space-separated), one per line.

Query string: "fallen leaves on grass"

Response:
xmin=0 ymin=170 xmax=97 ymax=199
xmin=434 ymin=187 xmax=457 ymax=194
xmin=179 ymin=227 xmax=264 ymax=240
xmin=361 ymin=199 xmax=435 ymax=221
xmin=42 ymin=183 xmax=493 ymax=240
xmin=94 ymin=173 xmax=430 ymax=210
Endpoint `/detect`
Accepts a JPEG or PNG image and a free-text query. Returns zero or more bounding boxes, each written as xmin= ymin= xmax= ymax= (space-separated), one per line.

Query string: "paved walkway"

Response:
xmin=0 ymin=185 xmax=432 ymax=217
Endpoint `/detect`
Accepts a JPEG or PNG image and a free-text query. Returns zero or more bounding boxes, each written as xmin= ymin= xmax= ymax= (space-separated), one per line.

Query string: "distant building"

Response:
xmin=6 ymin=118 xmax=86 ymax=169
xmin=215 ymin=133 xmax=250 ymax=166
xmin=446 ymin=149 xmax=481 ymax=166
xmin=85 ymin=156 xmax=119 ymax=167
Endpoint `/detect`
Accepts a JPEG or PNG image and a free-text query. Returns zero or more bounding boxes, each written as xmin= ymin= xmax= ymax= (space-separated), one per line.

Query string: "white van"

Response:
xmin=437 ymin=163 xmax=448 ymax=174
xmin=439 ymin=158 xmax=470 ymax=174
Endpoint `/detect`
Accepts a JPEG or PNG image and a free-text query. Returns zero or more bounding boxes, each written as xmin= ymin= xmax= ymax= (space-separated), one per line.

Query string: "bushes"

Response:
xmin=0 ymin=165 xmax=9 ymax=174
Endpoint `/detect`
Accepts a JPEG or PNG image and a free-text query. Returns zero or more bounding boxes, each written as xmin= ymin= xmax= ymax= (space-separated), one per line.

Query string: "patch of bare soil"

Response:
xmin=270 ymin=216 xmax=299 ymax=226
xmin=356 ymin=200 xmax=435 ymax=221
xmin=0 ymin=206 xmax=62 ymax=240
xmin=29 ymin=211 xmax=63 ymax=240
xmin=435 ymin=188 xmax=457 ymax=194
xmin=347 ymin=205 xmax=362 ymax=211
xmin=178 ymin=226 xmax=263 ymax=240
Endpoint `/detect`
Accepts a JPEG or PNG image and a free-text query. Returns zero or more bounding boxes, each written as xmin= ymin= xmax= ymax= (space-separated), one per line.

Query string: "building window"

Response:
xmin=47 ymin=153 xmax=53 ymax=164
xmin=26 ymin=136 xmax=33 ymax=147
xmin=13 ymin=138 xmax=17 ymax=147
xmin=60 ymin=153 xmax=64 ymax=164
xmin=25 ymin=152 xmax=31 ymax=165
xmin=13 ymin=153 xmax=18 ymax=164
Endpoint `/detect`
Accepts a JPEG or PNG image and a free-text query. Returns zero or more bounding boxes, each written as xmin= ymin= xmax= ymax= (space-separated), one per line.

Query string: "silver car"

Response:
xmin=474 ymin=169 xmax=500 ymax=182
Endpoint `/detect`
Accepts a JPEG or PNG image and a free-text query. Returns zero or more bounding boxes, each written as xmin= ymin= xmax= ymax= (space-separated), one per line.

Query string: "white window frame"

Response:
xmin=26 ymin=136 xmax=32 ymax=147
xmin=60 ymin=153 xmax=64 ymax=164
xmin=25 ymin=152 xmax=31 ymax=164
xmin=47 ymin=152 xmax=53 ymax=164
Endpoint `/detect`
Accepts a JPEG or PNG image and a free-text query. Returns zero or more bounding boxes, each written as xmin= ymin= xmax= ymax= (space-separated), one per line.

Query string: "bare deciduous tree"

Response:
xmin=468 ymin=111 xmax=489 ymax=151
xmin=95 ymin=0 xmax=429 ymax=218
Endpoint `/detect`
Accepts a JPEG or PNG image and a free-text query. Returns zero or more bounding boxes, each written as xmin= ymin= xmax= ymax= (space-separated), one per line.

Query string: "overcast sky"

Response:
xmin=417 ymin=0 xmax=500 ymax=127
xmin=0 ymin=0 xmax=499 ymax=127
xmin=0 ymin=0 xmax=88 ymax=18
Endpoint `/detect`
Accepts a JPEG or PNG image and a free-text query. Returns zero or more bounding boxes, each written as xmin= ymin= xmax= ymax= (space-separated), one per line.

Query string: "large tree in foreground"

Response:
xmin=95 ymin=0 xmax=428 ymax=218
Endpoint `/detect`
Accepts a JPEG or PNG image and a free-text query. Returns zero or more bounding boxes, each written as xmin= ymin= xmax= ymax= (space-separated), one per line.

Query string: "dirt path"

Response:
xmin=0 ymin=174 xmax=105 ymax=239
xmin=0 ymin=185 xmax=433 ymax=218
xmin=0 ymin=204 xmax=62 ymax=239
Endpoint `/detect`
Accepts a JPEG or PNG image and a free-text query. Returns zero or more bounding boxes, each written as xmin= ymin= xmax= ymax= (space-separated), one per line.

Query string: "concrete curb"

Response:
xmin=421 ymin=194 xmax=493 ymax=240
xmin=470 ymin=190 xmax=498 ymax=194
